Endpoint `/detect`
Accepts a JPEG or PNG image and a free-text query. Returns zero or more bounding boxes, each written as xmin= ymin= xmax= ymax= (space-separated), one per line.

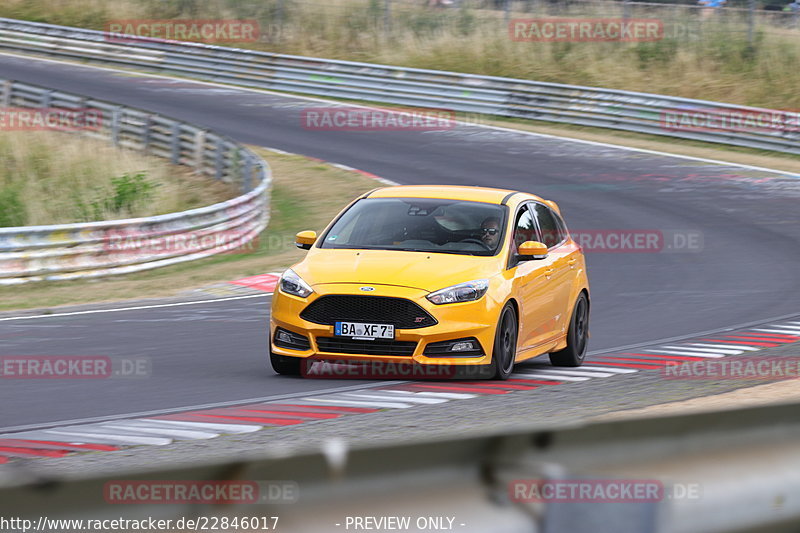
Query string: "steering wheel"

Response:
xmin=460 ymin=237 xmax=490 ymax=250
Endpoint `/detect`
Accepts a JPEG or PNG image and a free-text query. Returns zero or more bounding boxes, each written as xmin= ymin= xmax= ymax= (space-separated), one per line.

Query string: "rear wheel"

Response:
xmin=549 ymin=293 xmax=589 ymax=367
xmin=270 ymin=350 xmax=302 ymax=376
xmin=491 ymin=304 xmax=518 ymax=380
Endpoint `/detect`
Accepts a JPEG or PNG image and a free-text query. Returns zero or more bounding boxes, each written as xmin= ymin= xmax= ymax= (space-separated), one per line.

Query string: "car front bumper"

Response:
xmin=270 ymin=283 xmax=501 ymax=368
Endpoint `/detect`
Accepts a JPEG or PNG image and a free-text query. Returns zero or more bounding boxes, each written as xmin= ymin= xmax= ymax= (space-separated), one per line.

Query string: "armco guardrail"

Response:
xmin=0 ymin=17 xmax=798 ymax=155
xmin=0 ymin=78 xmax=270 ymax=285
xmin=2 ymin=402 xmax=800 ymax=532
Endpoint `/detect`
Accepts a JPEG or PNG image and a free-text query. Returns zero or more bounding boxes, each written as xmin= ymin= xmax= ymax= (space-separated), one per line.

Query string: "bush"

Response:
xmin=72 ymin=171 xmax=159 ymax=222
xmin=107 ymin=172 xmax=159 ymax=213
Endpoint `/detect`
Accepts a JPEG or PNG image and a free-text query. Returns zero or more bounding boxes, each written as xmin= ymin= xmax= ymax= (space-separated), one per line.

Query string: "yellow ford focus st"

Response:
xmin=269 ymin=185 xmax=589 ymax=380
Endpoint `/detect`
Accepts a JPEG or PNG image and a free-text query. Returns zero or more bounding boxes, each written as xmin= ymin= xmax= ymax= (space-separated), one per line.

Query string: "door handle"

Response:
xmin=544 ymin=268 xmax=555 ymax=276
xmin=567 ymin=258 xmax=577 ymax=266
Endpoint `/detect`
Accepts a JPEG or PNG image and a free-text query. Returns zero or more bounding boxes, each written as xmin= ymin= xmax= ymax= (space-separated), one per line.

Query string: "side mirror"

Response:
xmin=295 ymin=230 xmax=317 ymax=250
xmin=518 ymin=241 xmax=548 ymax=260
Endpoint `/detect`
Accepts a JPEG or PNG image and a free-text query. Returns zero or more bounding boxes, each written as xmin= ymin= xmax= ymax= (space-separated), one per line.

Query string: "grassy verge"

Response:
xmin=1 ymin=0 xmax=799 ymax=109
xmin=0 ymin=131 xmax=235 ymax=226
xmin=0 ymin=149 xmax=379 ymax=312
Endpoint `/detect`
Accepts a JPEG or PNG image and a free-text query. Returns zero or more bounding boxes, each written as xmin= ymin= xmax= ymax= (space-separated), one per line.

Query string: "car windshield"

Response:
xmin=320 ymin=198 xmax=507 ymax=256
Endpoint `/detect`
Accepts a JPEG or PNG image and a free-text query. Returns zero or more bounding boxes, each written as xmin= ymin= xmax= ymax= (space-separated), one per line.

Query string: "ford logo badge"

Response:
xmin=360 ymin=286 xmax=375 ymax=291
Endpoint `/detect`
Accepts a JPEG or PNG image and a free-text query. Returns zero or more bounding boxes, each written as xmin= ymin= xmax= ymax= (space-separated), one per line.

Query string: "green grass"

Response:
xmin=0 ymin=131 xmax=236 ymax=226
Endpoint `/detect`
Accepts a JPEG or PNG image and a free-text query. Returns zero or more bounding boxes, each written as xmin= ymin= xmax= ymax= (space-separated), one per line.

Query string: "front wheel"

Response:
xmin=270 ymin=350 xmax=302 ymax=376
xmin=491 ymin=304 xmax=518 ymax=380
xmin=549 ymin=293 xmax=589 ymax=367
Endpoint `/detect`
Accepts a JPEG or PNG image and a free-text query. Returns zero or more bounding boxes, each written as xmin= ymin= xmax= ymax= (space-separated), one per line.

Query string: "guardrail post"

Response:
xmin=242 ymin=156 xmax=254 ymax=192
xmin=111 ymin=106 xmax=121 ymax=146
xmin=215 ymin=138 xmax=225 ymax=181
xmin=1 ymin=80 xmax=12 ymax=108
xmin=194 ymin=130 xmax=207 ymax=172
xmin=41 ymin=89 xmax=53 ymax=108
xmin=76 ymin=97 xmax=89 ymax=136
xmin=170 ymin=122 xmax=181 ymax=164
xmin=142 ymin=114 xmax=153 ymax=154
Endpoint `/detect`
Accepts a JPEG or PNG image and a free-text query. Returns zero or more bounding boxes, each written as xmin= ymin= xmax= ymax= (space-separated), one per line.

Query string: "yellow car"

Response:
xmin=269 ymin=185 xmax=590 ymax=380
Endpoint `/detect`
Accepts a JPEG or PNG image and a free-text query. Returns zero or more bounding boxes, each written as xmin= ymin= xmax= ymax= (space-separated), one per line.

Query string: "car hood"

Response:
xmin=294 ymin=248 xmax=501 ymax=293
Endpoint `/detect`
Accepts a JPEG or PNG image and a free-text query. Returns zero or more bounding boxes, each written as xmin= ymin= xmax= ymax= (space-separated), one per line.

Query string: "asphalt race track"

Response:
xmin=1 ymin=53 xmax=799 ymax=429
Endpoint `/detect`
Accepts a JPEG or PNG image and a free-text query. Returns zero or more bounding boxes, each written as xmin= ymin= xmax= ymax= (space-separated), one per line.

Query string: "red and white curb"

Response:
xmin=230 ymin=272 xmax=283 ymax=293
xmin=0 ymin=320 xmax=797 ymax=464
xmin=584 ymin=320 xmax=800 ymax=370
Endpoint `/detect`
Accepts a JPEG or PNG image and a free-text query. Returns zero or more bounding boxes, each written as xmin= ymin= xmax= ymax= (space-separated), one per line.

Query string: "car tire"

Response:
xmin=549 ymin=292 xmax=589 ymax=367
xmin=270 ymin=349 xmax=302 ymax=376
xmin=491 ymin=304 xmax=518 ymax=380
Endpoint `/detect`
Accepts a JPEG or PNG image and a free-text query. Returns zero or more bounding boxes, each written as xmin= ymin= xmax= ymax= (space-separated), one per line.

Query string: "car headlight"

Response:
xmin=280 ymin=268 xmax=314 ymax=298
xmin=426 ymin=279 xmax=489 ymax=305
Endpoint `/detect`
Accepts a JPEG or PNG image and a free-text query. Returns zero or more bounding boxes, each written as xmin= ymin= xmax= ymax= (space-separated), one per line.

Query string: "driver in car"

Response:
xmin=480 ymin=216 xmax=501 ymax=249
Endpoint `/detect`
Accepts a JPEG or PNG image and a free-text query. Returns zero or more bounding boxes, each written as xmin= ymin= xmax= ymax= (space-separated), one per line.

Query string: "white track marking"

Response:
xmin=640 ymin=349 xmax=726 ymax=358
xmin=687 ymin=343 xmax=760 ymax=351
xmin=341 ymin=393 xmax=448 ymax=404
xmin=0 ymin=294 xmax=270 ymax=322
xmin=518 ymin=368 xmax=617 ymax=378
xmin=512 ymin=372 xmax=590 ymax=381
xmin=43 ymin=429 xmax=172 ymax=446
xmin=99 ymin=423 xmax=217 ymax=440
xmin=752 ymin=328 xmax=800 ymax=335
xmin=661 ymin=345 xmax=745 ymax=355
xmin=380 ymin=390 xmax=476 ymax=399
xmin=297 ymin=398 xmax=413 ymax=409
xmin=139 ymin=419 xmax=261 ymax=433
xmin=577 ymin=365 xmax=638 ymax=374
xmin=769 ymin=324 xmax=800 ymax=330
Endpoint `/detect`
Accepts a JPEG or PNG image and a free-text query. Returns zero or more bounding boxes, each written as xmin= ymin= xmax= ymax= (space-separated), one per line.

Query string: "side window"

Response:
xmin=532 ymin=203 xmax=564 ymax=248
xmin=553 ymin=210 xmax=569 ymax=240
xmin=512 ymin=205 xmax=538 ymax=250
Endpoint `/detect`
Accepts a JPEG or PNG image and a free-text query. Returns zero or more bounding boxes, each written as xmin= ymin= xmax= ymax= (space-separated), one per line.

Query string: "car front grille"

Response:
xmin=300 ymin=295 xmax=437 ymax=329
xmin=316 ymin=337 xmax=417 ymax=356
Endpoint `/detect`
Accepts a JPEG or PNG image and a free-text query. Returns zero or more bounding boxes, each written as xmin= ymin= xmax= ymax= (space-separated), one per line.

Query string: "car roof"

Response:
xmin=366 ymin=185 xmax=543 ymax=205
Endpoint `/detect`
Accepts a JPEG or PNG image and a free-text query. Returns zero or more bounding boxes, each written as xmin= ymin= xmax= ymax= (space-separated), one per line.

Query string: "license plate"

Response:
xmin=334 ymin=321 xmax=394 ymax=340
